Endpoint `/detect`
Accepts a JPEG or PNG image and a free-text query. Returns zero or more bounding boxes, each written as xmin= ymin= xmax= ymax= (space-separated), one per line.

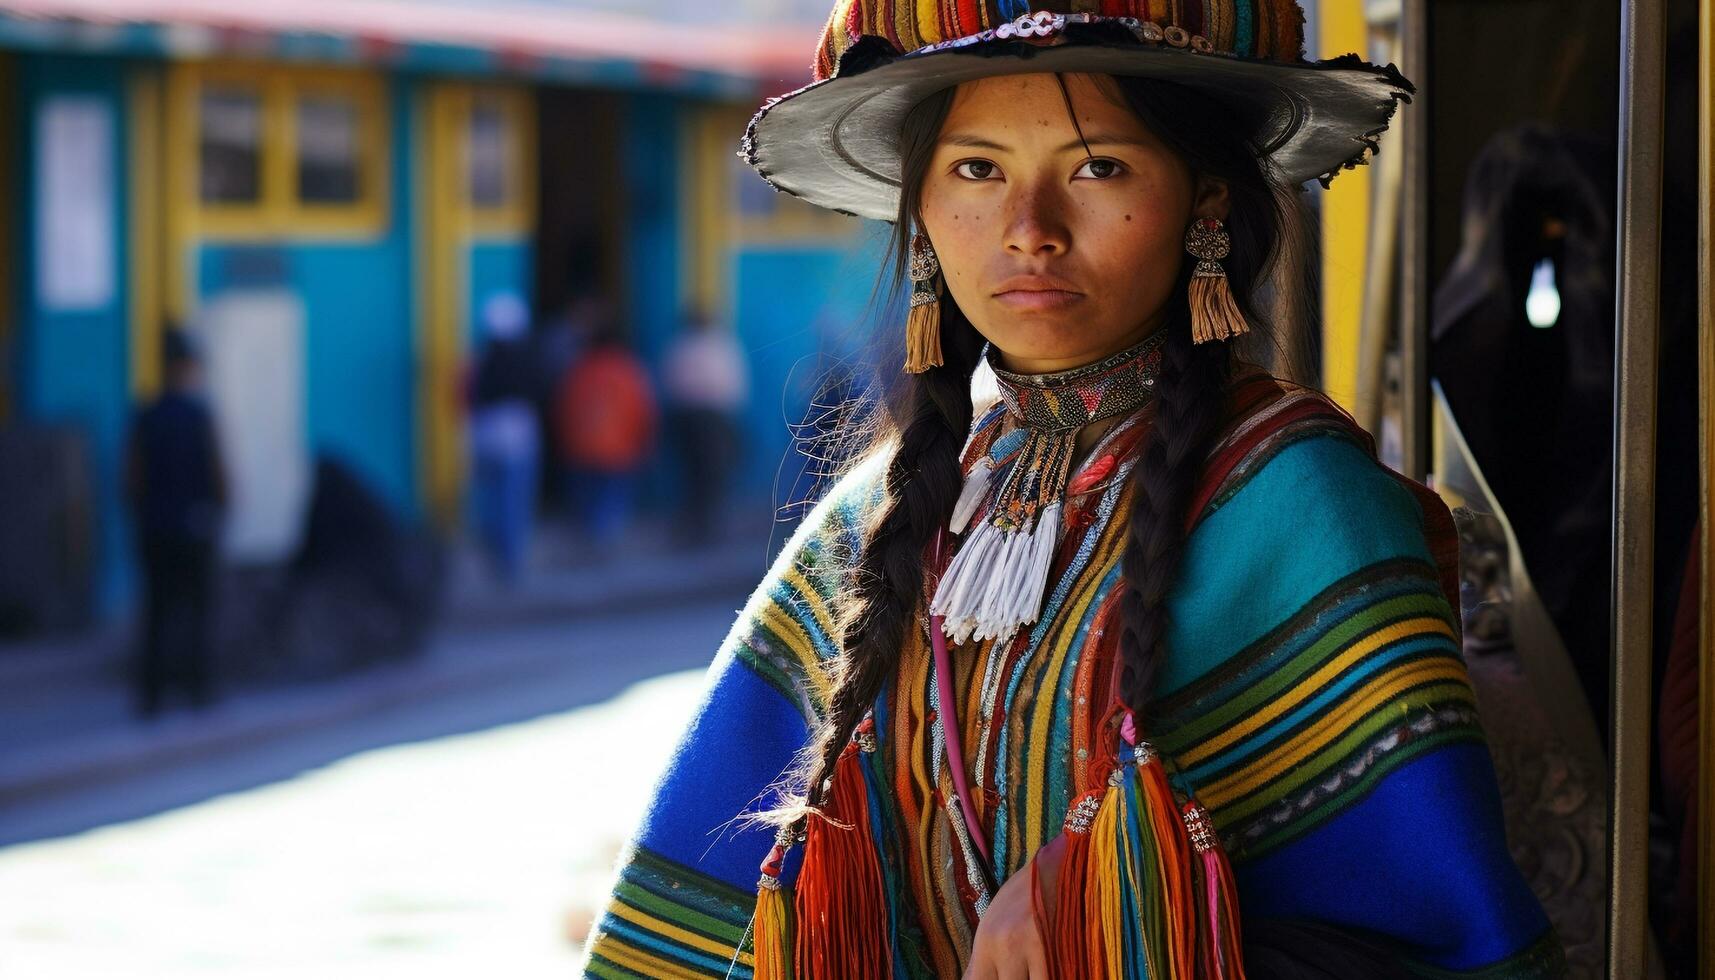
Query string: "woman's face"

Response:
xmin=918 ymin=72 xmax=1230 ymax=373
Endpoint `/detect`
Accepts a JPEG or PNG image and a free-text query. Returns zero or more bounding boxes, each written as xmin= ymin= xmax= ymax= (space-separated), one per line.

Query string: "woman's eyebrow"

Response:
xmin=937 ymin=131 xmax=1149 ymax=152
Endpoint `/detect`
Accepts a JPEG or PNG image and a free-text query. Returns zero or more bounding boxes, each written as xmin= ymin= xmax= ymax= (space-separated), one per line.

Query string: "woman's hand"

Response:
xmin=962 ymin=833 xmax=1067 ymax=980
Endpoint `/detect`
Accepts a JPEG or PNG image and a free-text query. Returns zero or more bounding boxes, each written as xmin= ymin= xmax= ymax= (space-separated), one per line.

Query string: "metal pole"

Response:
xmin=1609 ymin=0 xmax=1666 ymax=975
xmin=1397 ymin=0 xmax=1429 ymax=482
xmin=1696 ymin=0 xmax=1715 ymax=970
xmin=1355 ymin=31 xmax=1405 ymax=442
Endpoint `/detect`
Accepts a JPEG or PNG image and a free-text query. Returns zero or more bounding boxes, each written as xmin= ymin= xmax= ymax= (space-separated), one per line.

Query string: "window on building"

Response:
xmin=459 ymin=89 xmax=532 ymax=237
xmin=199 ymin=87 xmax=263 ymax=205
xmin=175 ymin=64 xmax=387 ymax=236
xmin=468 ymin=101 xmax=509 ymax=208
xmin=295 ymin=95 xmax=361 ymax=205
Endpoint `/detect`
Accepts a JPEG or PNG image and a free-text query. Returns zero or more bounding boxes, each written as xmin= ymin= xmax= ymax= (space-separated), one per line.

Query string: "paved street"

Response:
xmin=0 ymin=599 xmax=741 ymax=979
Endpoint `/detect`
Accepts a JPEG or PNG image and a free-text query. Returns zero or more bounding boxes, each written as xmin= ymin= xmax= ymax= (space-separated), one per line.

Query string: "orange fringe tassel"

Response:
xmin=1049 ymin=792 xmax=1099 ymax=980
xmin=792 ymin=744 xmax=890 ymax=979
xmin=1188 ymin=270 xmax=1250 ymax=344
xmin=1041 ymin=743 xmax=1248 ymax=979
xmin=1139 ymin=752 xmax=1198 ymax=975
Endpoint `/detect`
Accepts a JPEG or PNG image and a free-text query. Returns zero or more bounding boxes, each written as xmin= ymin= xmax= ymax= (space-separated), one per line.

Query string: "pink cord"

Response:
xmin=930 ymin=529 xmax=991 ymax=864
xmin=1203 ymin=849 xmax=1229 ymax=974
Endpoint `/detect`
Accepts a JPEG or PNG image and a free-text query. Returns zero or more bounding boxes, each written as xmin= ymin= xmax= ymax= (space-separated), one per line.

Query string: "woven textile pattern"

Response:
xmin=812 ymin=0 xmax=1309 ymax=81
xmin=578 ymin=375 xmax=1563 ymax=979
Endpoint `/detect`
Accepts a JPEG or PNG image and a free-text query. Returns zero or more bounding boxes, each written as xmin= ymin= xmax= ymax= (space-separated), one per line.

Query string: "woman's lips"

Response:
xmin=992 ymin=287 xmax=1085 ymax=311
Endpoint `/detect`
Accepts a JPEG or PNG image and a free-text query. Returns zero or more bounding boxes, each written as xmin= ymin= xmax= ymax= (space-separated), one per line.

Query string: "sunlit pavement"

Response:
xmin=0 ymin=601 xmax=736 ymax=979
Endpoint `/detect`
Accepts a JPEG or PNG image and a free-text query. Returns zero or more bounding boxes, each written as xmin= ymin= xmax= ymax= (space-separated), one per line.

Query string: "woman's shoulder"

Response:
xmin=1153 ymin=372 xmax=1458 ymax=696
xmin=784 ymin=451 xmax=890 ymax=568
xmin=738 ymin=456 xmax=889 ymax=633
xmin=1192 ymin=367 xmax=1394 ymax=529
xmin=719 ymin=453 xmax=888 ymax=707
xmin=1152 ymin=383 xmax=1464 ymax=729
xmin=1202 ymin=369 xmax=1429 ymax=559
xmin=1203 ymin=422 xmax=1429 ymax=558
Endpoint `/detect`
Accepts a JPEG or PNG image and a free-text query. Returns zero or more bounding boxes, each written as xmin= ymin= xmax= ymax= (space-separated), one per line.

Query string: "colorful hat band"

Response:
xmin=813 ymin=0 xmax=1307 ymax=82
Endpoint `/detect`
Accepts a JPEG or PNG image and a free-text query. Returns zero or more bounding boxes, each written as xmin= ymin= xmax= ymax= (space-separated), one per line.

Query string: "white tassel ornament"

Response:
xmin=929 ymin=333 xmax=1167 ymax=646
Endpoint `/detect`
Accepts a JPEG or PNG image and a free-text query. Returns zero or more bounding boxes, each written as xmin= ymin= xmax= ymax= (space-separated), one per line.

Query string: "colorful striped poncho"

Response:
xmin=579 ymin=373 xmax=1564 ymax=978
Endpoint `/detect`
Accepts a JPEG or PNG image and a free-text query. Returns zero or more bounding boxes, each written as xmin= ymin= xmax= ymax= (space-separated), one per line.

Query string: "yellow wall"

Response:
xmin=1317 ymin=0 xmax=1373 ymax=411
xmin=418 ymin=83 xmax=468 ymax=524
xmin=679 ymin=105 xmax=740 ymax=319
xmin=129 ymin=68 xmax=165 ymax=398
xmin=416 ymin=81 xmax=536 ymax=523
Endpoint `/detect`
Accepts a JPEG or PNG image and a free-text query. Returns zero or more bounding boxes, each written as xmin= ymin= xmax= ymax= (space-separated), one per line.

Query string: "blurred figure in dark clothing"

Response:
xmin=124 ymin=329 xmax=228 ymax=717
xmin=1430 ymin=124 xmax=1616 ymax=721
xmin=276 ymin=455 xmax=444 ymax=672
xmin=467 ymin=292 xmax=543 ymax=584
xmin=661 ymin=308 xmax=749 ymax=546
xmin=537 ymin=292 xmax=604 ymax=401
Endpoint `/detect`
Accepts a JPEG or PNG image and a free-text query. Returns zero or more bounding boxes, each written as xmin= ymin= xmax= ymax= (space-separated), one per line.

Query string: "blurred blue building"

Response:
xmin=0 ymin=0 xmax=883 ymax=621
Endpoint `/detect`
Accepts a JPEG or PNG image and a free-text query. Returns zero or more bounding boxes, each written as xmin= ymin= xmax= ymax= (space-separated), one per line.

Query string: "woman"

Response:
xmin=581 ymin=4 xmax=1563 ymax=978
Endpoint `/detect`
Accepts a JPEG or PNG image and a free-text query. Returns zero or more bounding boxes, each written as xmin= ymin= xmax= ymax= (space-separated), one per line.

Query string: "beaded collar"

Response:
xmin=985 ymin=328 xmax=1168 ymax=432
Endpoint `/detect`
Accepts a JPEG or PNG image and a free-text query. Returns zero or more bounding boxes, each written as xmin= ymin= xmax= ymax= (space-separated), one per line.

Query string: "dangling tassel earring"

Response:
xmin=904 ymin=231 xmax=944 ymax=373
xmin=1184 ymin=216 xmax=1250 ymax=344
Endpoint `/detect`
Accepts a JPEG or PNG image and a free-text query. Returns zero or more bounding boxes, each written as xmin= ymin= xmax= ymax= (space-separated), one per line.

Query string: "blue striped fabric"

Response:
xmin=578 ymin=393 xmax=1562 ymax=978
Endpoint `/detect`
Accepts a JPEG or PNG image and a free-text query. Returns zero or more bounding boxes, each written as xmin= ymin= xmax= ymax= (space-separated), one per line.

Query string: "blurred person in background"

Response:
xmin=552 ymin=317 xmax=656 ymax=558
xmin=661 ymin=308 xmax=750 ymax=546
xmin=467 ymin=291 xmax=542 ymax=585
xmin=538 ymin=291 xmax=606 ymax=396
xmin=124 ymin=328 xmax=228 ymax=718
xmin=538 ymin=289 xmax=607 ymax=516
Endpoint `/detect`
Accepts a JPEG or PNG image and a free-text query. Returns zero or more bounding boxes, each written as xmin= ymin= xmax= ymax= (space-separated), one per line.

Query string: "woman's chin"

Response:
xmin=975 ymin=317 xmax=1128 ymax=371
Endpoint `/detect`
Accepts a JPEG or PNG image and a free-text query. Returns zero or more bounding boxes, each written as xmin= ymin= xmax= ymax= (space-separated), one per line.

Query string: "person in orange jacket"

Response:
xmin=552 ymin=319 xmax=657 ymax=554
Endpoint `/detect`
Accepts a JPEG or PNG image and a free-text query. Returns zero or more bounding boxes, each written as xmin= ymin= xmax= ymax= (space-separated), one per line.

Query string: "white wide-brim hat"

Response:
xmin=741 ymin=9 xmax=1414 ymax=221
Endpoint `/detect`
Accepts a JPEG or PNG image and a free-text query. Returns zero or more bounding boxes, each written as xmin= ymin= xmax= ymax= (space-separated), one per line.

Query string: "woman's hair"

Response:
xmin=771 ymin=73 xmax=1316 ymax=826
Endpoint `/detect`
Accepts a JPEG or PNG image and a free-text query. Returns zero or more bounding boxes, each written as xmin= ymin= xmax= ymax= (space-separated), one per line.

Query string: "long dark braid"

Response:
xmin=1114 ymin=294 xmax=1233 ymax=723
xmin=798 ymin=304 xmax=983 ymax=811
xmin=1107 ymin=74 xmax=1286 ymax=729
xmin=783 ymin=88 xmax=969 ymax=820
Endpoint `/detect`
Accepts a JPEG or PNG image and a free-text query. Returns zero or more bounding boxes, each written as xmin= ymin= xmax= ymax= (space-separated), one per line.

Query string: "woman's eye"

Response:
xmin=953 ymin=160 xmax=999 ymax=180
xmin=1073 ymin=158 xmax=1124 ymax=179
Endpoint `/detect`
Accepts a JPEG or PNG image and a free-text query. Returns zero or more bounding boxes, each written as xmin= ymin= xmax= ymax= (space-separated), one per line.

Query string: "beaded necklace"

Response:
xmin=931 ymin=328 xmax=1168 ymax=645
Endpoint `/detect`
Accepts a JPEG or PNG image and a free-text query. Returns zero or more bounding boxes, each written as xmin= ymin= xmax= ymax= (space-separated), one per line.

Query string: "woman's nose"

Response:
xmin=1002 ymin=184 xmax=1071 ymax=257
